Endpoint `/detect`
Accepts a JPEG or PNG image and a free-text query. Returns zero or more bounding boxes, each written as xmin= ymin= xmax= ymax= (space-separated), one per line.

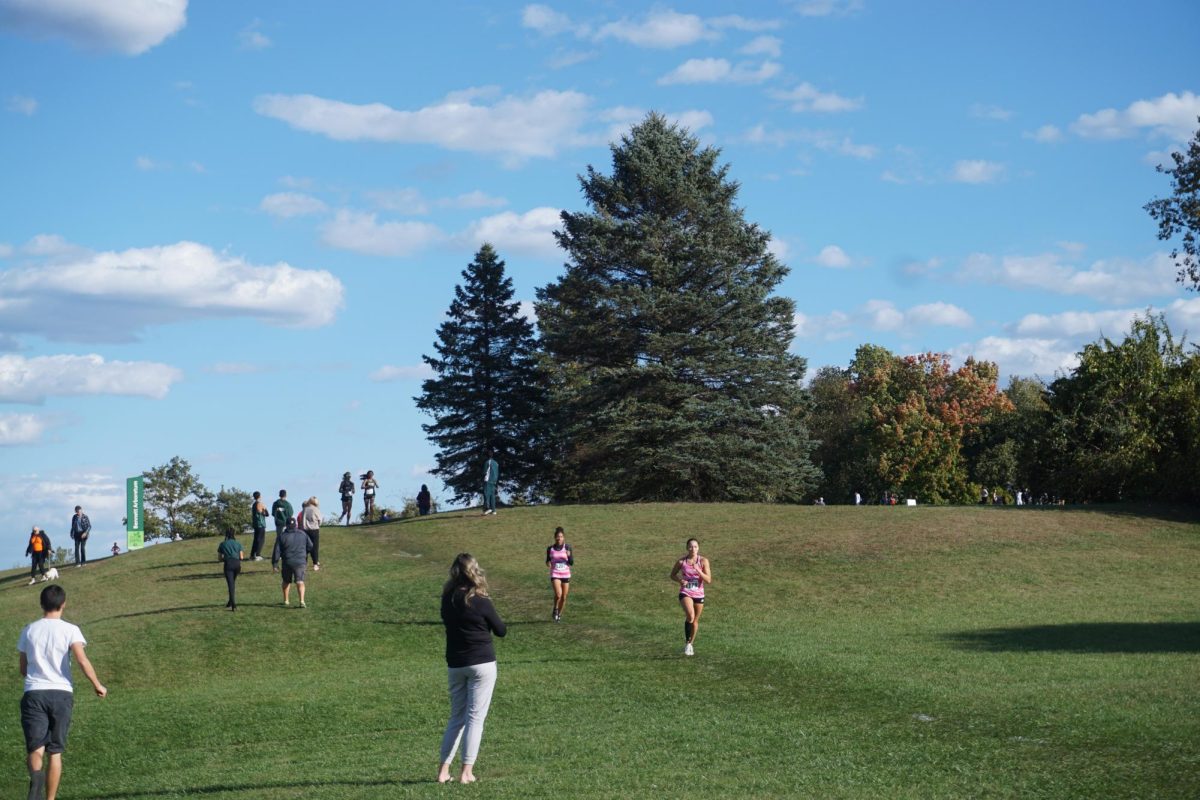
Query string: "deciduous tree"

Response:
xmin=1145 ymin=116 xmax=1200 ymax=289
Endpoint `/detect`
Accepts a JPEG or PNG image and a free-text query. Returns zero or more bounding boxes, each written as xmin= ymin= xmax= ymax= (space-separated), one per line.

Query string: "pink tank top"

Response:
xmin=679 ymin=557 xmax=704 ymax=599
xmin=548 ymin=544 xmax=571 ymax=580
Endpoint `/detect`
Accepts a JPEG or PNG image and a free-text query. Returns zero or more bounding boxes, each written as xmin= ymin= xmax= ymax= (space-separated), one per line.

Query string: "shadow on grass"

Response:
xmin=81 ymin=777 xmax=433 ymax=798
xmin=945 ymin=622 xmax=1200 ymax=653
xmin=1018 ymin=502 xmax=1200 ymax=524
xmin=139 ymin=560 xmax=214 ymax=571
xmin=89 ymin=605 xmax=227 ymax=623
xmin=375 ymin=619 xmax=442 ymax=626
xmin=158 ymin=573 xmax=223 ymax=582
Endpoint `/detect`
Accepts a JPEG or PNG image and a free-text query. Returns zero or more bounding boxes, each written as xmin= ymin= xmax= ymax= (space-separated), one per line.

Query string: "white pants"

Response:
xmin=439 ymin=661 xmax=497 ymax=766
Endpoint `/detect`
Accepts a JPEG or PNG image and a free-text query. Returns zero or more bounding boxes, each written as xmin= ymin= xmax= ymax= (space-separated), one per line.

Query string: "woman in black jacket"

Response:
xmin=436 ymin=553 xmax=506 ymax=784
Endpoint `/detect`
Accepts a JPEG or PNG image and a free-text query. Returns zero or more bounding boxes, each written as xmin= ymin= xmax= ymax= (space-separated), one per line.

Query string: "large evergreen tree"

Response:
xmin=416 ymin=244 xmax=547 ymax=504
xmin=536 ymin=114 xmax=819 ymax=502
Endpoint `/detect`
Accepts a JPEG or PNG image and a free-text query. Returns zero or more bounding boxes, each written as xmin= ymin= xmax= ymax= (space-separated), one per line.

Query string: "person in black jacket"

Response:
xmin=70 ymin=506 xmax=90 ymax=567
xmin=25 ymin=527 xmax=51 ymax=585
xmin=437 ymin=553 xmax=506 ymax=785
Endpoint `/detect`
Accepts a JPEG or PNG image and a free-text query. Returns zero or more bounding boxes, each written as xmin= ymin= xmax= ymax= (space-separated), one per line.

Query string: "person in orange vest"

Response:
xmin=25 ymin=527 xmax=52 ymax=585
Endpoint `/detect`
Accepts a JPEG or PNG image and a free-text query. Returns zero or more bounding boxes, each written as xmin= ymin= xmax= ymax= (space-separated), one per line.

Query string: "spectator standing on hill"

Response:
xmin=70 ymin=506 xmax=90 ymax=568
xmin=302 ymin=497 xmax=322 ymax=571
xmin=338 ymin=472 xmax=355 ymax=525
xmin=271 ymin=490 xmax=293 ymax=555
xmin=26 ymin=527 xmax=51 ymax=585
xmin=481 ymin=452 xmax=499 ymax=516
xmin=417 ymin=484 xmax=432 ymax=517
xmin=272 ymin=518 xmax=313 ymax=608
xmin=361 ymin=470 xmax=379 ymax=522
xmin=217 ymin=528 xmax=244 ymax=611
xmin=250 ymin=491 xmax=269 ymax=561
xmin=18 ymin=584 xmax=107 ymax=800
xmin=437 ymin=553 xmax=506 ymax=784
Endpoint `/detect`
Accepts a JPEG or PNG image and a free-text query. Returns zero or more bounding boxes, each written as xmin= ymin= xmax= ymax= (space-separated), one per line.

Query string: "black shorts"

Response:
xmin=679 ymin=594 xmax=704 ymax=604
xmin=550 ymin=577 xmax=569 ymax=584
xmin=21 ymin=690 xmax=74 ymax=754
xmin=281 ymin=563 xmax=307 ymax=584
xmin=341 ymin=496 xmax=352 ymax=506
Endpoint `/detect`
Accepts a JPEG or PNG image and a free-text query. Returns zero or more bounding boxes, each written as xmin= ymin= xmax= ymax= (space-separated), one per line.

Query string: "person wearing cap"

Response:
xmin=338 ymin=472 xmax=355 ymax=525
xmin=272 ymin=518 xmax=313 ymax=608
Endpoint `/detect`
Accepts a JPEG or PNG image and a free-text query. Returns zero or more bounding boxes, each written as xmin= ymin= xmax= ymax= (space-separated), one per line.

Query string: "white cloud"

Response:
xmin=837 ymin=138 xmax=878 ymax=159
xmin=410 ymin=463 xmax=436 ymax=478
xmin=814 ymin=244 xmax=853 ymax=268
xmin=0 ymin=238 xmax=344 ymax=340
xmin=863 ymin=299 xmax=905 ymax=331
xmin=744 ymin=125 xmax=877 ymax=159
xmin=546 ymin=49 xmax=597 ymax=69
xmin=441 ymin=191 xmax=507 ymax=210
xmin=597 ymin=107 xmax=714 ymax=146
xmin=1025 ymin=124 xmax=1063 ymax=143
xmin=363 ymin=188 xmax=429 ymax=215
xmin=1013 ymin=309 xmax=1141 ymax=338
xmin=369 ymin=364 xmax=434 ymax=382
xmin=1071 ymin=91 xmax=1200 ymax=142
xmin=0 ymin=354 xmax=182 ymax=403
xmin=772 ymin=82 xmax=863 ymax=113
xmin=960 ymin=250 xmax=1179 ymax=302
xmin=238 ymin=19 xmax=270 ymax=50
xmin=794 ymin=300 xmax=972 ymax=340
xmin=6 ymin=94 xmax=37 ymax=115
xmin=517 ymin=300 xmax=538 ymax=324
xmin=952 ymin=336 xmax=1080 ymax=379
xmin=740 ymin=35 xmax=782 ymax=58
xmin=260 ymin=192 xmax=329 ymax=218
xmin=0 ymin=412 xmax=48 ymax=445
xmin=0 ymin=469 xmax=125 ymax=540
xmin=970 ymin=103 xmax=1013 ymax=121
xmin=319 ymin=210 xmax=444 ymax=258
xmin=792 ymin=310 xmax=852 ymax=340
xmin=254 ymin=89 xmax=593 ymax=161
xmin=0 ymin=0 xmax=187 ymax=55
xmin=793 ymin=0 xmax=864 ymax=16
xmin=522 ymin=4 xmax=581 ymax=36
xmin=951 ymin=159 xmax=1005 ymax=184
xmin=458 ymin=207 xmax=562 ymax=260
xmin=659 ymin=58 xmax=781 ymax=85
xmin=907 ymin=302 xmax=974 ymax=328
xmin=597 ymin=10 xmax=715 ymax=48
xmin=767 ymin=237 xmax=790 ymax=261
xmin=135 ymin=155 xmax=168 ymax=171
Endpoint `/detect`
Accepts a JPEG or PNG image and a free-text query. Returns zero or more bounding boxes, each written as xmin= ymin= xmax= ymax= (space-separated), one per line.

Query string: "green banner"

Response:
xmin=126 ymin=476 xmax=145 ymax=550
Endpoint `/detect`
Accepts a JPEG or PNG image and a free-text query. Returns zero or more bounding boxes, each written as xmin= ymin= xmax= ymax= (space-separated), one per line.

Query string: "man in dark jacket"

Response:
xmin=25 ymin=528 xmax=52 ymax=585
xmin=271 ymin=518 xmax=313 ymax=608
xmin=70 ymin=506 xmax=91 ymax=567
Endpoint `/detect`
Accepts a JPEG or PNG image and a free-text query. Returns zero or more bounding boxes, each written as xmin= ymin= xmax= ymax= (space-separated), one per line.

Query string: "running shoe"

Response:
xmin=684 ymin=643 xmax=694 ymax=656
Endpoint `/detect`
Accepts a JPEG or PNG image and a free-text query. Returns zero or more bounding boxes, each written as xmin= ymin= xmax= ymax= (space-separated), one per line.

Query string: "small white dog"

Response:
xmin=42 ymin=567 xmax=60 ymax=581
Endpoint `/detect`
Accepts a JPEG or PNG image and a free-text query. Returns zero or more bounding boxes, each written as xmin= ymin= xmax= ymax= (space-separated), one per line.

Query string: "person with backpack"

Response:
xmin=25 ymin=527 xmax=52 ymax=585
xmin=338 ymin=472 xmax=355 ymax=525
xmin=70 ymin=506 xmax=91 ymax=568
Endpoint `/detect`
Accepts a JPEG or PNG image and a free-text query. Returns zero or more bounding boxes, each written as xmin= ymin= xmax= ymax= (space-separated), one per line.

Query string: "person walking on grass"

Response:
xmin=69 ymin=506 xmax=90 ymax=568
xmin=437 ymin=553 xmax=506 ymax=785
xmin=417 ymin=484 xmax=432 ymax=517
xmin=250 ymin=491 xmax=269 ymax=561
xmin=301 ymin=496 xmax=322 ymax=571
xmin=546 ymin=527 xmax=573 ymax=622
xmin=26 ymin=527 xmax=51 ymax=585
xmin=272 ymin=518 xmax=313 ymax=608
xmin=481 ymin=451 xmax=499 ymax=515
xmin=338 ymin=472 xmax=355 ymax=525
xmin=670 ymin=538 xmax=712 ymax=657
xmin=271 ymin=490 xmax=293 ymax=553
xmin=217 ymin=528 xmax=244 ymax=611
xmin=18 ymin=584 xmax=107 ymax=800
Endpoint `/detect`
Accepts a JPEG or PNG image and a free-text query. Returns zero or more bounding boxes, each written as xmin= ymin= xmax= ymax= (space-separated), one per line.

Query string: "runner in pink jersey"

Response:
xmin=669 ymin=538 xmax=711 ymax=656
xmin=546 ymin=527 xmax=573 ymax=622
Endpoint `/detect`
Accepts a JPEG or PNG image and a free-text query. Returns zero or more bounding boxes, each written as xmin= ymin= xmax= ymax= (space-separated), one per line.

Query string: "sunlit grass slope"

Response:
xmin=0 ymin=504 xmax=1196 ymax=799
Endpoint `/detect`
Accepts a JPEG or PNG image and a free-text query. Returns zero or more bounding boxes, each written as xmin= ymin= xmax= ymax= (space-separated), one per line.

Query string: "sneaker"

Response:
xmin=684 ymin=643 xmax=694 ymax=656
xmin=300 ymin=601 xmax=306 ymax=608
xmin=254 ymin=556 xmax=264 ymax=562
xmin=283 ymin=601 xmax=290 ymax=607
xmin=313 ymin=564 xmax=320 ymax=571
xmin=28 ymin=578 xmax=36 ymax=586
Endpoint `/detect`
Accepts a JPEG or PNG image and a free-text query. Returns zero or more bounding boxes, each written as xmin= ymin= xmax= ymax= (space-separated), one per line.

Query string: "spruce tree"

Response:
xmin=536 ymin=114 xmax=820 ymax=502
xmin=416 ymin=244 xmax=547 ymax=504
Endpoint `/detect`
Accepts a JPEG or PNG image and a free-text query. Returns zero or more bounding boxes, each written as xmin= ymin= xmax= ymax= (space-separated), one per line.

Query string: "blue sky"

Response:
xmin=1 ymin=0 xmax=1198 ymax=555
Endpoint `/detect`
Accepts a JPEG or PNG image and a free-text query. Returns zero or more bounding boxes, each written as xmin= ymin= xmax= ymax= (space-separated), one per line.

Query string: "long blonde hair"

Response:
xmin=443 ymin=552 xmax=490 ymax=606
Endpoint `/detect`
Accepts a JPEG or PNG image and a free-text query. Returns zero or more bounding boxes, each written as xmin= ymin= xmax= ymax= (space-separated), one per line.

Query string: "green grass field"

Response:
xmin=1 ymin=504 xmax=1197 ymax=799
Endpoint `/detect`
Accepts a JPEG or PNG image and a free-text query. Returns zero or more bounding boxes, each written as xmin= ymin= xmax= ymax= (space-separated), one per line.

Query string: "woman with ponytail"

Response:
xmin=437 ymin=553 xmax=506 ymax=784
xmin=669 ymin=538 xmax=712 ymax=656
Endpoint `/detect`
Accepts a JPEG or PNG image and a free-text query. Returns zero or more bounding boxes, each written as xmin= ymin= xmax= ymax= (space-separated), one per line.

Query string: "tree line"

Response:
xmin=417 ymin=114 xmax=1200 ymax=508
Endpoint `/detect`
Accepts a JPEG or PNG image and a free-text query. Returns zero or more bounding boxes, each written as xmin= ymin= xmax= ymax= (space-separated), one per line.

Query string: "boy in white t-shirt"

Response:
xmin=17 ymin=585 xmax=106 ymax=800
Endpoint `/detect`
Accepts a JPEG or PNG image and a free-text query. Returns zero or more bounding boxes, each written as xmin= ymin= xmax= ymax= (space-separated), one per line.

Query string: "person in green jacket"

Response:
xmin=217 ymin=529 xmax=244 ymax=611
xmin=271 ymin=490 xmax=293 ymax=555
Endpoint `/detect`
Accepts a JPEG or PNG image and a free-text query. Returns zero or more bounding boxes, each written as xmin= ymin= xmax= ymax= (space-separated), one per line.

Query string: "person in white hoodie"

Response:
xmin=301 ymin=497 xmax=322 ymax=572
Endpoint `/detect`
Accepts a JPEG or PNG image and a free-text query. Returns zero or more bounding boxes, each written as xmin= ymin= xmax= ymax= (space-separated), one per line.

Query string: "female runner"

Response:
xmin=546 ymin=527 xmax=573 ymax=622
xmin=669 ymin=537 xmax=711 ymax=656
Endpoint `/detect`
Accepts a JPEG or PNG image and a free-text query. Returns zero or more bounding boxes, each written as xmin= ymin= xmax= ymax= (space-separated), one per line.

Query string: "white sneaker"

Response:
xmin=684 ymin=643 xmax=694 ymax=656
xmin=28 ymin=578 xmax=36 ymax=586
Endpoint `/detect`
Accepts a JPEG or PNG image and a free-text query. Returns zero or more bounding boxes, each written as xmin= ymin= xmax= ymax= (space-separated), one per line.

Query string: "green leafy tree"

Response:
xmin=142 ymin=456 xmax=211 ymax=539
xmin=536 ymin=113 xmax=819 ymax=502
xmin=205 ymin=486 xmax=253 ymax=538
xmin=970 ymin=376 xmax=1052 ymax=497
xmin=1047 ymin=313 xmax=1200 ymax=502
xmin=1145 ymin=116 xmax=1200 ymax=289
xmin=416 ymin=244 xmax=548 ymax=505
xmin=808 ymin=365 xmax=872 ymax=503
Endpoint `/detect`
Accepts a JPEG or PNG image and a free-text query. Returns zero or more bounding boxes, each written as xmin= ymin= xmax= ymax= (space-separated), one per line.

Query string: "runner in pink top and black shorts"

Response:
xmin=546 ymin=527 xmax=573 ymax=622
xmin=669 ymin=538 xmax=712 ymax=656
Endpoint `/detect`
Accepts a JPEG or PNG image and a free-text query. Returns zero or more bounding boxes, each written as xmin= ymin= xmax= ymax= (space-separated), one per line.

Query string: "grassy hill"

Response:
xmin=1 ymin=504 xmax=1197 ymax=799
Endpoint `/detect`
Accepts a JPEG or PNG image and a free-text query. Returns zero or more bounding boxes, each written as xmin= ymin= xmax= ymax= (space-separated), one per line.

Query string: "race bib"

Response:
xmin=553 ymin=562 xmax=568 ymax=574
xmin=685 ymin=579 xmax=700 ymax=590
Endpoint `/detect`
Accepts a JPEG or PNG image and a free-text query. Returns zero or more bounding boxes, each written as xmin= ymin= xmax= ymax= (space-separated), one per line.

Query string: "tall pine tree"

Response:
xmin=536 ymin=114 xmax=820 ymax=502
xmin=416 ymin=244 xmax=547 ymax=504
